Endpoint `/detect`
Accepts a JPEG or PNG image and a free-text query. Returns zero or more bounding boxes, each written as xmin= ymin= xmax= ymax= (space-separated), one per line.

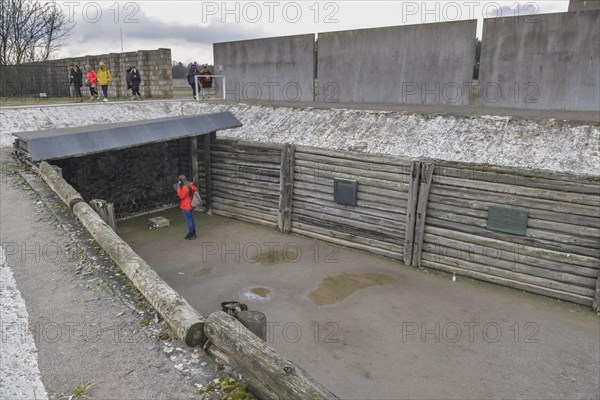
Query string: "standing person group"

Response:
xmin=186 ymin=64 xmax=213 ymax=100
xmin=69 ymin=60 xmax=142 ymax=102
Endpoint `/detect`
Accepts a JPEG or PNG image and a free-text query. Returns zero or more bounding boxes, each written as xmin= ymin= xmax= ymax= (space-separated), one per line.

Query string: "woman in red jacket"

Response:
xmin=175 ymin=175 xmax=198 ymax=240
xmin=85 ymin=65 xmax=99 ymax=101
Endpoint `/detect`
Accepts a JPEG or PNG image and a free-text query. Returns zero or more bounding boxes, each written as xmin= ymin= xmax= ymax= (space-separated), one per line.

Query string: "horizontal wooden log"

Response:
xmin=295 ymin=145 xmax=412 ymax=167
xmin=422 ymin=252 xmax=594 ymax=297
xmin=428 ymin=193 xmax=599 ymax=229
xmin=72 ymin=202 xmax=205 ymax=345
xmin=212 ymin=166 xmax=280 ymax=185
xmin=430 ymin=185 xmax=599 ymax=218
xmin=433 ymin=175 xmax=600 ymax=207
xmin=432 ymin=159 xmax=600 ymax=185
xmin=204 ymin=311 xmax=339 ymax=400
xmin=293 ymin=191 xmax=405 ymax=222
xmin=292 ymin=200 xmax=404 ymax=231
xmin=424 ymin=226 xmax=599 ymax=269
xmin=295 ymin=159 xmax=408 ymax=183
xmin=422 ymin=243 xmax=596 ymax=288
xmin=292 ymin=213 xmax=403 ymax=245
xmin=425 ymin=215 xmax=600 ymax=259
xmin=423 ymin=232 xmax=598 ymax=278
xmin=291 ymin=225 xmax=403 ymax=261
xmin=212 ymin=202 xmax=278 ymax=223
xmin=295 ymin=166 xmax=406 ymax=191
xmin=594 ymin=270 xmax=600 ymax=311
xmin=211 ymin=150 xmax=281 ymax=164
xmin=426 ymin=209 xmax=600 ymax=254
xmin=213 ymin=188 xmax=279 ymax=207
xmin=294 ymin=173 xmax=408 ymax=200
xmin=294 ymin=152 xmax=410 ymax=174
xmin=428 ymin=201 xmax=600 ymax=239
xmin=214 ymin=197 xmax=277 ymax=215
xmin=421 ymin=260 xmax=593 ymax=306
xmin=212 ymin=174 xmax=280 ymax=193
xmin=211 ymin=157 xmax=280 ymax=170
xmin=293 ymin=184 xmax=408 ymax=212
xmin=214 ymin=139 xmax=285 ymax=151
xmin=292 ymin=222 xmax=404 ymax=254
xmin=39 ymin=162 xmax=84 ymax=208
xmin=213 ymin=189 xmax=279 ymax=209
xmin=212 ymin=209 xmax=278 ymax=229
xmin=434 ymin=165 xmax=600 ymax=195
xmin=211 ymin=144 xmax=283 ymax=156
xmin=292 ymin=206 xmax=404 ymax=239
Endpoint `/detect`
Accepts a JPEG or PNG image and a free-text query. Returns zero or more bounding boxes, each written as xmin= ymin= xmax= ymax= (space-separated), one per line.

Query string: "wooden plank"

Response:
xmin=190 ymin=137 xmax=199 ymax=184
xmin=291 ymin=222 xmax=404 ymax=254
xmin=212 ymin=167 xmax=280 ymax=185
xmin=294 ymin=152 xmax=410 ymax=174
xmin=212 ymin=203 xmax=278 ymax=223
xmin=204 ymin=311 xmax=340 ymax=400
xmin=294 ymin=166 xmax=406 ymax=191
xmin=295 ymin=145 xmax=412 ymax=167
xmin=594 ymin=269 xmax=600 ymax=311
xmin=212 ymin=174 xmax=280 ymax=192
xmin=213 ymin=190 xmax=279 ymax=209
xmin=292 ymin=201 xmax=404 ymax=231
xmin=426 ymin=215 xmax=600 ymax=259
xmin=293 ymin=186 xmax=408 ymax=213
xmin=212 ymin=209 xmax=277 ymax=228
xmin=291 ymin=226 xmax=403 ymax=260
xmin=294 ymin=175 xmax=408 ymax=200
xmin=292 ymin=191 xmax=405 ymax=222
xmin=412 ymin=163 xmax=434 ymax=267
xmin=292 ymin=207 xmax=404 ymax=239
xmin=434 ymin=165 xmax=600 ymax=195
xmin=404 ymin=162 xmax=421 ymax=266
xmin=214 ymin=139 xmax=285 ymax=151
xmin=295 ymin=159 xmax=408 ymax=182
xmin=423 ymin=232 xmax=598 ymax=278
xmin=428 ymin=193 xmax=599 ymax=228
xmin=213 ymin=197 xmax=277 ymax=215
xmin=278 ymin=144 xmax=295 ymax=233
xmin=433 ymin=175 xmax=600 ymax=207
xmin=424 ymin=226 xmax=599 ymax=269
xmin=430 ymin=185 xmax=599 ymax=218
xmin=428 ymin=201 xmax=600 ymax=238
xmin=421 ymin=259 xmax=593 ymax=306
xmin=422 ymin=243 xmax=596 ymax=288
xmin=212 ymin=150 xmax=281 ymax=164
xmin=425 ymin=210 xmax=600 ymax=255
xmin=204 ymin=132 xmax=215 ymax=213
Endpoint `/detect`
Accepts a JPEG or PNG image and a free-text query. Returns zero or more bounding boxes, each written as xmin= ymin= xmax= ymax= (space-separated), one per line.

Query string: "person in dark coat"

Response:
xmin=186 ymin=64 xmax=200 ymax=99
xmin=69 ymin=61 xmax=84 ymax=102
xmin=129 ymin=66 xmax=142 ymax=100
xmin=126 ymin=65 xmax=133 ymax=98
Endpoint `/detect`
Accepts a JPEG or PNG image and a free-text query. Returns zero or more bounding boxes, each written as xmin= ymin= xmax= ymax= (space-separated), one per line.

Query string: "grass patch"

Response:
xmin=70 ymin=380 xmax=95 ymax=399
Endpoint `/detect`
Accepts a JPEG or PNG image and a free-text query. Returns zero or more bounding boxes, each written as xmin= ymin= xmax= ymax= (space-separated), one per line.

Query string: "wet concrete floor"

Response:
xmin=118 ymin=207 xmax=600 ymax=400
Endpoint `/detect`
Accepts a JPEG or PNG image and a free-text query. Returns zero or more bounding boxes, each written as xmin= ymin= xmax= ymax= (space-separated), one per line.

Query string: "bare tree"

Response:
xmin=0 ymin=0 xmax=73 ymax=65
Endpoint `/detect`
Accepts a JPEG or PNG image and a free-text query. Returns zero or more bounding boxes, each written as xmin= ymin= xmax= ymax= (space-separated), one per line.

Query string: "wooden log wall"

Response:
xmin=291 ymin=146 xmax=414 ymax=260
xmin=416 ymin=161 xmax=600 ymax=307
xmin=199 ymin=139 xmax=283 ymax=228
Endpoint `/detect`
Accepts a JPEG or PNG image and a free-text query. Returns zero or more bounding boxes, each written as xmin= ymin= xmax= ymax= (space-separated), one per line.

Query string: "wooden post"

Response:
xmin=403 ymin=161 xmax=421 ymax=265
xmin=412 ymin=163 xmax=434 ymax=268
xmin=204 ymin=311 xmax=340 ymax=400
xmin=593 ymin=268 xmax=600 ymax=312
xmin=90 ymin=199 xmax=117 ymax=231
xmin=190 ymin=136 xmax=199 ymax=185
xmin=278 ymin=143 xmax=295 ymax=233
xmin=204 ymin=132 xmax=215 ymax=214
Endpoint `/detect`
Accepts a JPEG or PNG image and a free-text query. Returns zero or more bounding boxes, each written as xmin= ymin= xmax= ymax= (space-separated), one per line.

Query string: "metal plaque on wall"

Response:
xmin=487 ymin=206 xmax=528 ymax=236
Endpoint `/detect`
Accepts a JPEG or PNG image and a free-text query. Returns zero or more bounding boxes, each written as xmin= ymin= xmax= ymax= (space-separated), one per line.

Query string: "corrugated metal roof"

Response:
xmin=14 ymin=112 xmax=242 ymax=161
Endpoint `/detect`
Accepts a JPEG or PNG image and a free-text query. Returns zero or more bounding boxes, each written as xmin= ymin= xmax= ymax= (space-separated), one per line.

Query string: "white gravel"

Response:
xmin=1 ymin=101 xmax=598 ymax=175
xmin=0 ymin=246 xmax=48 ymax=400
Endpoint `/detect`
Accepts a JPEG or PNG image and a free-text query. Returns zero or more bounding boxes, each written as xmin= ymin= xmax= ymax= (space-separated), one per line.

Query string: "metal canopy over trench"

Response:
xmin=13 ymin=112 xmax=242 ymax=161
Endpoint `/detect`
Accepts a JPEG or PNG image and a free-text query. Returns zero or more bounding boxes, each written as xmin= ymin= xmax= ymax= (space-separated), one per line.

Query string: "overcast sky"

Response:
xmin=55 ymin=0 xmax=569 ymax=65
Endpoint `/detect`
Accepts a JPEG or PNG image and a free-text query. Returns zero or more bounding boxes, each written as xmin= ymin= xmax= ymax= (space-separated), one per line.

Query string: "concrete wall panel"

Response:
xmin=213 ymin=34 xmax=315 ymax=102
xmin=317 ymin=21 xmax=477 ymax=105
xmin=478 ymin=11 xmax=600 ymax=111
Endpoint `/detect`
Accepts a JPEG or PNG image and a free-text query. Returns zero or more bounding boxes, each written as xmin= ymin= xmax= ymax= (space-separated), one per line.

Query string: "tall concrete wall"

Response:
xmin=569 ymin=0 xmax=600 ymax=12
xmin=213 ymin=34 xmax=315 ymax=102
xmin=478 ymin=11 xmax=600 ymax=111
xmin=317 ymin=21 xmax=477 ymax=105
xmin=28 ymin=48 xmax=173 ymax=98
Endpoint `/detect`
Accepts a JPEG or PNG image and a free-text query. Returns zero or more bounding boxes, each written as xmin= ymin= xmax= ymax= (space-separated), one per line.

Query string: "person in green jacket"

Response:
xmin=97 ymin=61 xmax=112 ymax=102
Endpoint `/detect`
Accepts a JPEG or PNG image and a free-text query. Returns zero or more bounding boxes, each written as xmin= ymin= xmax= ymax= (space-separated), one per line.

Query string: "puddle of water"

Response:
xmin=249 ymin=249 xmax=298 ymax=266
xmin=309 ymin=272 xmax=397 ymax=306
xmin=192 ymin=266 xmax=212 ymax=277
xmin=250 ymin=287 xmax=271 ymax=298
